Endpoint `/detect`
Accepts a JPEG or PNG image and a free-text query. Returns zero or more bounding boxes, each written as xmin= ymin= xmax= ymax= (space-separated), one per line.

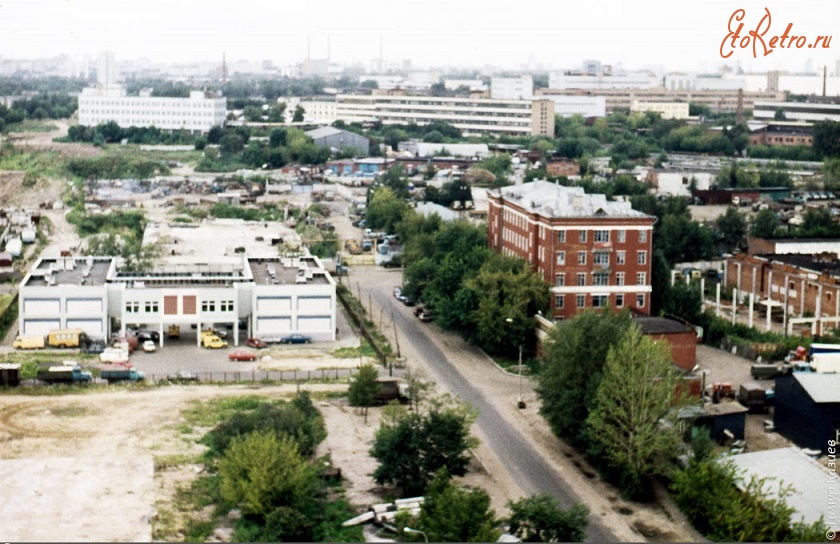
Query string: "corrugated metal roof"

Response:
xmin=795 ymin=372 xmax=840 ymax=403
xmin=729 ymin=447 xmax=830 ymax=525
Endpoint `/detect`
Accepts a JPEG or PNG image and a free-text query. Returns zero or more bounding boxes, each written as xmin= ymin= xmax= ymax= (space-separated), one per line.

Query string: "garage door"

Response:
xmin=67 ymin=319 xmax=104 ymax=337
xmin=257 ymin=297 xmax=292 ymax=312
xmin=297 ymin=296 xmax=331 ymax=312
xmin=23 ymin=299 xmax=60 ymax=314
xmin=256 ymin=317 xmax=292 ymax=334
xmin=67 ymin=298 xmax=103 ymax=314
xmin=23 ymin=319 xmax=60 ymax=337
xmin=298 ymin=316 xmax=332 ymax=332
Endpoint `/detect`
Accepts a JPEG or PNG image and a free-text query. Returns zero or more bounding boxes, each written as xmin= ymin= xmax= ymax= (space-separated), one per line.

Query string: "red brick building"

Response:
xmin=488 ymin=180 xmax=656 ymax=320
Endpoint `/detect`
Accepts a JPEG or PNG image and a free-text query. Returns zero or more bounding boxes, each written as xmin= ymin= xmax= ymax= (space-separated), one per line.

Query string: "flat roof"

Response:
xmin=759 ymin=253 xmax=840 ymax=277
xmin=143 ymin=218 xmax=301 ymax=260
xmin=634 ymin=316 xmax=695 ymax=335
xmin=25 ymin=257 xmax=113 ymax=287
xmin=729 ymin=447 xmax=833 ymax=525
xmin=794 ymin=373 xmax=840 ymax=403
xmin=491 ymin=180 xmax=654 ymax=220
xmin=248 ymin=257 xmax=331 ymax=286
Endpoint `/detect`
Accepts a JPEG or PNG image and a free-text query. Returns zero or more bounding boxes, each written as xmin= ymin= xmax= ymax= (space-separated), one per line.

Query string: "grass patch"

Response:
xmin=181 ymin=395 xmax=269 ymax=427
xmin=11 ymin=121 xmax=59 ymax=133
xmin=331 ymin=342 xmax=378 ymax=359
xmin=154 ymin=453 xmax=199 ymax=471
xmin=0 ymin=147 xmax=65 ymax=178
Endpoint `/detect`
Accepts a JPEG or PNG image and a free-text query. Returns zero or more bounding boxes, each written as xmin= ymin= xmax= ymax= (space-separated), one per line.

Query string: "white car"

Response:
xmin=142 ymin=340 xmax=156 ymax=353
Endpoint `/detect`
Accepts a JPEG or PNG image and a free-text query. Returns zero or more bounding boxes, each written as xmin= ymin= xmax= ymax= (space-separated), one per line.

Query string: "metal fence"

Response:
xmin=13 ymin=367 xmax=358 ymax=388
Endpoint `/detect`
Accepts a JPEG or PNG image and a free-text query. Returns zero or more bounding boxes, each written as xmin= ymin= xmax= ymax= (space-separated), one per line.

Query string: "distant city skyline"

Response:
xmin=0 ymin=0 xmax=837 ymax=74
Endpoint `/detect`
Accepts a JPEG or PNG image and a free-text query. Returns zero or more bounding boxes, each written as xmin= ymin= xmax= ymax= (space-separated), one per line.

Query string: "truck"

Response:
xmin=36 ymin=363 xmax=93 ymax=384
xmin=202 ymin=334 xmax=228 ymax=349
xmin=100 ymin=347 xmax=130 ymax=364
xmin=810 ymin=352 xmax=840 ymax=373
xmin=374 ymin=379 xmax=410 ymax=405
xmin=48 ymin=329 xmax=87 ymax=349
xmin=737 ymin=382 xmax=769 ymax=413
xmin=100 ymin=363 xmax=145 ymax=384
xmin=168 ymin=324 xmax=181 ymax=339
xmin=13 ymin=336 xmax=45 ymax=350
xmin=809 ymin=343 xmax=840 ymax=358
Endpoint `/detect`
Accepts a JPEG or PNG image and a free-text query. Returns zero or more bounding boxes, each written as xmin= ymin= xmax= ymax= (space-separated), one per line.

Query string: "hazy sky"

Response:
xmin=0 ymin=0 xmax=837 ymax=73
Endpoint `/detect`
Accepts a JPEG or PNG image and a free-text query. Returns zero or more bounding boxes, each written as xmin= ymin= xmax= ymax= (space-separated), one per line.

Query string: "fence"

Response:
xmin=14 ymin=367 xmax=358 ymax=388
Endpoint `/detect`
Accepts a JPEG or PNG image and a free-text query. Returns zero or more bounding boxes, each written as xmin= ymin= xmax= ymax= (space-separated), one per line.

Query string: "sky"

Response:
xmin=0 ymin=0 xmax=837 ymax=73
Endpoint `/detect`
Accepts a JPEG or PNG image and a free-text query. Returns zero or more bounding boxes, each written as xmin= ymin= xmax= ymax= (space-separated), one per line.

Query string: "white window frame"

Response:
xmin=594 ymin=251 xmax=610 ymax=265
xmin=616 ymin=251 xmax=626 ymax=265
xmin=593 ymin=273 xmax=609 ymax=286
xmin=556 ymin=251 xmax=566 ymax=265
xmin=617 ymin=230 xmax=626 ymax=243
xmin=637 ymin=251 xmax=647 ymax=265
xmin=637 ymin=272 xmax=646 ymax=285
xmin=577 ymin=273 xmax=587 ymax=286
xmin=579 ymin=230 xmax=587 ymax=243
xmin=557 ymin=231 xmax=566 ymax=243
xmin=576 ymin=294 xmax=586 ymax=308
xmin=577 ymin=251 xmax=586 ymax=265
xmin=637 ymin=294 xmax=645 ymax=308
xmin=639 ymin=230 xmax=648 ymax=243
xmin=594 ymin=230 xmax=609 ymax=242
xmin=555 ymin=295 xmax=564 ymax=309
xmin=616 ymin=294 xmax=624 ymax=307
xmin=555 ymin=273 xmax=565 ymax=287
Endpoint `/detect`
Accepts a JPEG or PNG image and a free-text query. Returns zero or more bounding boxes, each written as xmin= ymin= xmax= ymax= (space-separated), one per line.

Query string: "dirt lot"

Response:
xmin=0 ymin=384 xmax=390 ymax=541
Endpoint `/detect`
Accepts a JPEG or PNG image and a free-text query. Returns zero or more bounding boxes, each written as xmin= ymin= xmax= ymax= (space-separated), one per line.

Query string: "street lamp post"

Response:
xmin=404 ymin=527 xmax=429 ymax=543
xmin=505 ymin=318 xmax=526 ymax=410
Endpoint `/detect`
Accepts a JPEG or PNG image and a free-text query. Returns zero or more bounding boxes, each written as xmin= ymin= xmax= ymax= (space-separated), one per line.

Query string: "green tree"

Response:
xmin=217 ymin=430 xmax=318 ymax=517
xmin=536 ymin=310 xmax=635 ymax=446
xmin=671 ymin=456 xmax=828 ymax=542
xmin=715 ymin=206 xmax=746 ymax=253
xmin=506 ymin=494 xmax=589 ymax=542
xmin=370 ymin=400 xmax=478 ymax=496
xmin=417 ymin=468 xmax=500 ymax=542
xmin=219 ymin=132 xmax=245 ymax=155
xmin=796 ymin=207 xmax=840 ymax=237
xmin=586 ymin=327 xmax=686 ymax=497
xmin=366 ymin=186 xmax=410 ymax=234
xmin=464 ymin=253 xmax=550 ymax=356
xmin=292 ymin=104 xmax=305 ymax=123
xmin=813 ymin=120 xmax=840 ymax=157
xmin=663 ymin=281 xmax=703 ymax=324
xmin=348 ymin=363 xmax=380 ymax=422
xmin=750 ymin=208 xmax=781 ymax=238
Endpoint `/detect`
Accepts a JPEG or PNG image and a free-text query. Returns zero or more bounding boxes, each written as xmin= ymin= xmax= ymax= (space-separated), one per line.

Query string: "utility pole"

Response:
xmin=517 ymin=345 xmax=526 ymax=409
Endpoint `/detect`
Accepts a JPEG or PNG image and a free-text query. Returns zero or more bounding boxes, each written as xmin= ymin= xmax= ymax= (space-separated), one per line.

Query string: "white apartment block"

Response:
xmin=444 ymin=79 xmax=487 ymax=92
xmin=549 ymin=71 xmax=661 ymax=90
xmin=298 ymin=100 xmax=338 ymax=124
xmin=78 ymin=86 xmax=227 ymax=133
xmin=491 ymin=76 xmax=533 ymax=100
xmin=548 ymin=95 xmax=606 ymax=118
xmin=631 ymin=101 xmax=690 ymax=120
xmin=335 ymin=94 xmax=555 ymax=136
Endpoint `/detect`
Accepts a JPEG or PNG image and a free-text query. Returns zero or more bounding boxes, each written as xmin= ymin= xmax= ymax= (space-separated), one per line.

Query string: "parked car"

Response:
xmin=167 ymin=371 xmax=198 ymax=383
xmin=245 ymin=337 xmax=267 ymax=349
xmin=418 ymin=310 xmax=436 ymax=322
xmin=136 ymin=330 xmax=160 ymax=342
xmin=142 ymin=340 xmax=156 ymax=353
xmin=280 ymin=334 xmax=312 ymax=345
xmin=400 ymin=295 xmax=416 ymax=307
xmin=393 ymin=286 xmax=402 ymax=299
xmin=229 ymin=350 xmax=258 ymax=362
xmin=85 ymin=341 xmax=106 ymax=354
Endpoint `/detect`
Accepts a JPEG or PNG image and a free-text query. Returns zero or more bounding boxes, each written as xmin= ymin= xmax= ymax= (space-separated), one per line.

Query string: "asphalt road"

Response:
xmin=357 ymin=269 xmax=619 ymax=542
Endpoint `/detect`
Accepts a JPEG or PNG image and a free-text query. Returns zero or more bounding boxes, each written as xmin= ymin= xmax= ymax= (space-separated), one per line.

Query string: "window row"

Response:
xmin=556 ymin=250 xmax=646 ymax=266
xmin=126 ymin=300 xmax=234 ymax=313
xmin=555 ymin=272 xmax=646 ymax=286
xmin=557 ymin=229 xmax=647 ymax=244
xmin=555 ymin=293 xmax=645 ymax=309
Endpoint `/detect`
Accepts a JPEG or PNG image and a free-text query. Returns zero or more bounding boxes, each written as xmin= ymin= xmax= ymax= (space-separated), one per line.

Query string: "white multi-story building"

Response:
xmin=78 ymin=86 xmax=227 ymax=133
xmin=548 ymin=71 xmax=660 ymax=90
xmin=491 ymin=76 xmax=533 ymax=100
xmin=296 ymin=100 xmax=338 ymax=124
xmin=444 ymin=79 xmax=487 ymax=92
xmin=548 ymin=95 xmax=606 ymax=118
xmin=631 ymin=100 xmax=690 ymax=119
xmin=334 ymin=93 xmax=554 ymax=136
xmin=753 ymin=101 xmax=840 ymax=124
xmin=18 ymin=255 xmax=337 ymax=346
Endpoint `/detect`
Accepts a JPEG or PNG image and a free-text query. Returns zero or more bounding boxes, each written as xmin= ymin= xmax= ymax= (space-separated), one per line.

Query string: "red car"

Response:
xmin=228 ymin=350 xmax=258 ymax=362
xmin=245 ymin=338 xmax=267 ymax=349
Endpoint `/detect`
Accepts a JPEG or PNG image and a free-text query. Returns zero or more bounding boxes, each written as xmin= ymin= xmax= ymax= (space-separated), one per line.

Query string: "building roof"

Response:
xmin=794 ymin=372 xmax=840 ymax=403
xmin=306 ymin=126 xmax=368 ymax=142
xmin=491 ymin=180 xmax=654 ymax=220
xmin=412 ymin=143 xmax=489 ymax=158
xmin=24 ymin=257 xmax=113 ymax=287
xmin=414 ymin=202 xmax=460 ymax=222
xmin=703 ymin=401 xmax=749 ymax=417
xmin=728 ymin=447 xmax=832 ymax=525
xmin=634 ymin=316 xmax=695 ymax=335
